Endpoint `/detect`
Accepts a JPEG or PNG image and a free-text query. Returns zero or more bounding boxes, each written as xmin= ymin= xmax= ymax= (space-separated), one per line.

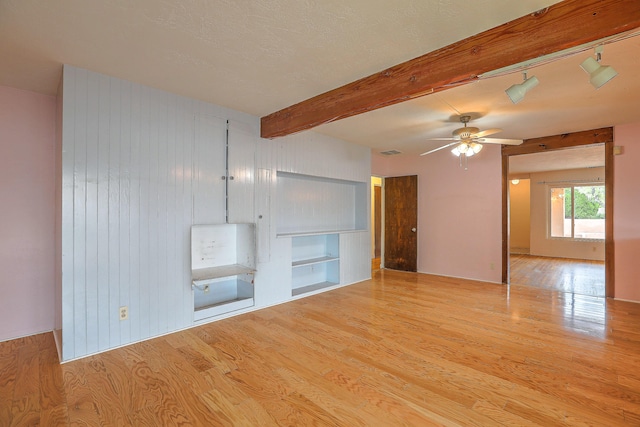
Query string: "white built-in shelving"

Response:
xmin=291 ymin=234 xmax=340 ymax=296
xmin=275 ymin=171 xmax=368 ymax=297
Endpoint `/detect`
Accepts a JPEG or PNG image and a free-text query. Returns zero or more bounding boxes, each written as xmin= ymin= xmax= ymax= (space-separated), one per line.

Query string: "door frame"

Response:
xmin=501 ymin=127 xmax=614 ymax=297
xmin=371 ymin=175 xmax=384 ymax=268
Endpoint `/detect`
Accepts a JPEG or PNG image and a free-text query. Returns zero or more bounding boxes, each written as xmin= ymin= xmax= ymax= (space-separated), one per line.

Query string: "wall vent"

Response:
xmin=379 ymin=149 xmax=402 ymax=156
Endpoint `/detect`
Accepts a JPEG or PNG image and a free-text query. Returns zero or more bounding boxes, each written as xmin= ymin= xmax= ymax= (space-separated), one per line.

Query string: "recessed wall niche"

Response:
xmin=276 ymin=171 xmax=367 ymax=236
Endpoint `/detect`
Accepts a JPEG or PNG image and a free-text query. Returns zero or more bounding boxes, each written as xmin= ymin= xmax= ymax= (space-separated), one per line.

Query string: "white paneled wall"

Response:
xmin=340 ymin=231 xmax=372 ymax=286
xmin=257 ymin=131 xmax=370 ymax=181
xmin=59 ymin=65 xmax=371 ymax=361
xmin=228 ymin=120 xmax=256 ymax=223
xmin=193 ymin=114 xmax=226 ymax=224
xmin=61 ymin=67 xmax=212 ymax=359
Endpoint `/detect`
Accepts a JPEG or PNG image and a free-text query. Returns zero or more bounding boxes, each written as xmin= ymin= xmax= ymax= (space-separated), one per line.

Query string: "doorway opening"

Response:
xmin=502 ymin=129 xmax=613 ymax=297
xmin=371 ymin=176 xmax=382 ymax=271
xmin=508 ymin=175 xmax=605 ymax=297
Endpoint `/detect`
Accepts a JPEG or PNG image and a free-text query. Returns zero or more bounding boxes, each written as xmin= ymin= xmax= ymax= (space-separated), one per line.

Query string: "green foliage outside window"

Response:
xmin=564 ymin=185 xmax=605 ymax=219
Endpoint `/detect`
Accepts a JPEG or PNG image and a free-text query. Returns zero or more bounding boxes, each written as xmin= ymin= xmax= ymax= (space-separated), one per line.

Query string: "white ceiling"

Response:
xmin=509 ymin=144 xmax=605 ymax=175
xmin=1 ymin=0 xmax=635 ymax=171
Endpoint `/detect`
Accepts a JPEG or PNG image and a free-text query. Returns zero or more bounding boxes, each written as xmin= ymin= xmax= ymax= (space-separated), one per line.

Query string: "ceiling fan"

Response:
xmin=419 ymin=115 xmax=523 ymax=160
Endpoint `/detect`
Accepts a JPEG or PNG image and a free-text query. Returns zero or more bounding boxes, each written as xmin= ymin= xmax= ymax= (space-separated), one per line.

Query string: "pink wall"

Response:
xmin=614 ymin=123 xmax=640 ymax=301
xmin=374 ymin=127 xmax=640 ymax=302
xmin=0 ymin=86 xmax=56 ymax=341
xmin=372 ymin=145 xmax=503 ymax=283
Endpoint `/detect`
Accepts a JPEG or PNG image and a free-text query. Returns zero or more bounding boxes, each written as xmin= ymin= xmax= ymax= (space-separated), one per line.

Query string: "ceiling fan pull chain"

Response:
xmin=461 ymin=153 xmax=468 ymax=170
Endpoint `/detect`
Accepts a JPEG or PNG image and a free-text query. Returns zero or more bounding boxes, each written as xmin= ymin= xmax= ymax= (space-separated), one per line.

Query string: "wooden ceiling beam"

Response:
xmin=261 ymin=0 xmax=640 ymax=139
xmin=502 ymin=127 xmax=613 ymax=156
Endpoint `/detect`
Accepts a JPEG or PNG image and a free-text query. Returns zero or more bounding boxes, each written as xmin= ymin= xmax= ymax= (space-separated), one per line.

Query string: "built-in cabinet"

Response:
xmin=275 ymin=171 xmax=368 ymax=296
xmin=291 ymin=234 xmax=340 ymax=296
xmin=227 ymin=121 xmax=256 ymax=224
xmin=194 ymin=117 xmax=256 ymax=225
xmin=191 ymin=224 xmax=256 ymax=321
xmin=190 ymin=118 xmax=257 ymax=321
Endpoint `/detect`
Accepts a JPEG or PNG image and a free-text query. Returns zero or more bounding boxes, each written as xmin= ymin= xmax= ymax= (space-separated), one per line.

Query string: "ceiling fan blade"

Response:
xmin=420 ymin=141 xmax=459 ymax=156
xmin=477 ymin=137 xmax=523 ymax=145
xmin=428 ymin=137 xmax=457 ymax=141
xmin=472 ymin=128 xmax=502 ymax=138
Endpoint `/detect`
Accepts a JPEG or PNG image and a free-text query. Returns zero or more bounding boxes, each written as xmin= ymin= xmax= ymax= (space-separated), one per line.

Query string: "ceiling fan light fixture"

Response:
xmin=470 ymin=142 xmax=483 ymax=154
xmin=580 ymin=47 xmax=618 ymax=89
xmin=505 ymin=71 xmax=539 ymax=104
xmin=421 ymin=115 xmax=522 ymax=167
xmin=451 ymin=142 xmax=481 ymax=158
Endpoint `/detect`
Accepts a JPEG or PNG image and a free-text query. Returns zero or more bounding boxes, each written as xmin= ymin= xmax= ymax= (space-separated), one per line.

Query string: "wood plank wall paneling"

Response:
xmin=340 ymin=231 xmax=373 ymax=285
xmin=228 ymin=120 xmax=257 ymax=224
xmin=61 ymin=67 xmax=226 ymax=360
xmin=60 ymin=66 xmax=372 ymax=361
xmin=193 ymin=114 xmax=226 ymax=224
xmin=255 ymin=168 xmax=272 ymax=263
xmin=262 ymin=131 xmax=371 ymax=182
xmin=60 ymin=66 xmax=75 ymax=359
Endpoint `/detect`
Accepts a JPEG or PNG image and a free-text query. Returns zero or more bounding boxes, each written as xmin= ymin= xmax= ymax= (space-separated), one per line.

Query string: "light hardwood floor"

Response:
xmin=510 ymin=254 xmax=606 ymax=297
xmin=3 ymin=269 xmax=640 ymax=426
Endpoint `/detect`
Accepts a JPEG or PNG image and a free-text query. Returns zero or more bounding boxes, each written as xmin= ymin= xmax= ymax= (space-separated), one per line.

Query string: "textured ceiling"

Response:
xmin=509 ymin=145 xmax=605 ymax=175
xmin=0 ymin=0 xmax=560 ymax=114
xmin=1 ymin=0 xmax=634 ymax=171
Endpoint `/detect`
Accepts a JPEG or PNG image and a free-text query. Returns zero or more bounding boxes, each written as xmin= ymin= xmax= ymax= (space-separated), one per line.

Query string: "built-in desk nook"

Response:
xmin=191 ymin=223 xmax=256 ymax=321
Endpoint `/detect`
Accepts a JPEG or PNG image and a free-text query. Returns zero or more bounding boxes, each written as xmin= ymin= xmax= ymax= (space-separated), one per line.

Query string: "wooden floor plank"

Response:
xmin=0 ymin=346 xmax=18 ymax=423
xmin=510 ymin=253 xmax=605 ymax=297
xmin=3 ymin=269 xmax=640 ymax=425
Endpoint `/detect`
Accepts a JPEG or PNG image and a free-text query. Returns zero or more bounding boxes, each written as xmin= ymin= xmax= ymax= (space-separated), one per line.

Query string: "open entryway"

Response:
xmin=371 ymin=176 xmax=382 ymax=271
xmin=508 ymin=173 xmax=605 ymax=297
xmin=502 ymin=129 xmax=613 ymax=297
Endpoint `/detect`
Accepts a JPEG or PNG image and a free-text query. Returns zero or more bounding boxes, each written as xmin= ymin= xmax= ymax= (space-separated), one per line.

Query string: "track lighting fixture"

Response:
xmin=580 ymin=46 xmax=618 ymax=89
xmin=505 ymin=71 xmax=539 ymax=104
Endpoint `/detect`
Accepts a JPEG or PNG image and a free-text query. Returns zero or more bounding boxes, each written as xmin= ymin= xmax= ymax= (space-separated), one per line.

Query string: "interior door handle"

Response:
xmin=411 ymin=228 xmax=417 ymax=232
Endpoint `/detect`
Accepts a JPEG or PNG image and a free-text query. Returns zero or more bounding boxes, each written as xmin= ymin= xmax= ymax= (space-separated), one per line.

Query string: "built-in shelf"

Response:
xmin=292 ymin=282 xmax=338 ymax=297
xmin=291 ymin=233 xmax=340 ymax=296
xmin=191 ymin=224 xmax=256 ymax=320
xmin=292 ymin=256 xmax=339 ymax=268
xmin=192 ymin=264 xmax=255 ymax=283
xmin=193 ymin=277 xmax=254 ymax=321
xmin=277 ymin=229 xmax=366 ymax=238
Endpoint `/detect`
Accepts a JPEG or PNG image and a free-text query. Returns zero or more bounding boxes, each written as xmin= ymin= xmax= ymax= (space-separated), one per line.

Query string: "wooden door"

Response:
xmin=384 ymin=175 xmax=418 ymax=271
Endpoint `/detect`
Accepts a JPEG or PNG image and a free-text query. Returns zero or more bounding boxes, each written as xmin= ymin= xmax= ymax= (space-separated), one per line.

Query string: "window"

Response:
xmin=550 ymin=185 xmax=605 ymax=240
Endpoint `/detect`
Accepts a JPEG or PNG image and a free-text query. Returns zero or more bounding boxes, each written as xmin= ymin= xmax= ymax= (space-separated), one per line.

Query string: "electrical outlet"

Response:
xmin=490 ymin=263 xmax=495 ymax=270
xmin=204 ymin=285 xmax=210 ymax=293
xmin=119 ymin=306 xmax=128 ymax=321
